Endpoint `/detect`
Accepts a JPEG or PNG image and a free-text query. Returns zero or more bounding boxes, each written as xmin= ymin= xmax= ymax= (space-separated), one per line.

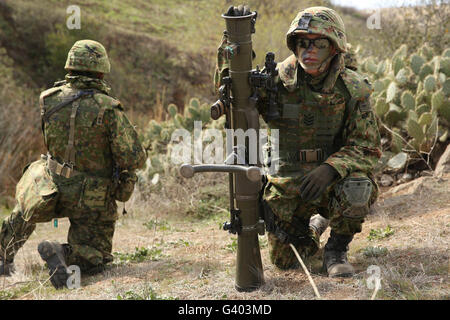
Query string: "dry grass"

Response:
xmin=1 ymin=171 xmax=448 ymax=300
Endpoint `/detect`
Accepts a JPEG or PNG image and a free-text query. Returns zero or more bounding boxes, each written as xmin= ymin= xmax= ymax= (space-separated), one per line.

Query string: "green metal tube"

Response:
xmin=222 ymin=12 xmax=264 ymax=292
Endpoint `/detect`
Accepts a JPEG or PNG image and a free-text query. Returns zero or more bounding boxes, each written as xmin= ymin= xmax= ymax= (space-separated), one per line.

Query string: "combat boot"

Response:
xmin=0 ymin=258 xmax=15 ymax=276
xmin=37 ymin=240 xmax=69 ymax=289
xmin=323 ymin=231 xmax=355 ymax=277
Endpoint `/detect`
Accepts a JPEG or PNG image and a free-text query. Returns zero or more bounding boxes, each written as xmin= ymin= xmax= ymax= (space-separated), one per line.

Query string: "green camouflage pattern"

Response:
xmin=265 ymin=171 xmax=378 ymax=269
xmin=343 ymin=43 xmax=358 ymax=71
xmin=286 ymin=7 xmax=347 ymax=54
xmin=214 ymin=33 xmax=231 ymax=94
xmin=213 ymin=8 xmax=381 ymax=269
xmin=260 ymin=54 xmax=380 ymax=269
xmin=42 ymin=75 xmax=146 ymax=178
xmin=0 ymin=73 xmax=146 ymax=270
xmin=65 ymin=40 xmax=111 ymax=74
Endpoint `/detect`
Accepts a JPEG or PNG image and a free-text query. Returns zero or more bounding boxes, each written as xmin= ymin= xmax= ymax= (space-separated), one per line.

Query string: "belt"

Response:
xmin=281 ymin=148 xmax=324 ymax=163
xmin=47 ymin=157 xmax=81 ymax=179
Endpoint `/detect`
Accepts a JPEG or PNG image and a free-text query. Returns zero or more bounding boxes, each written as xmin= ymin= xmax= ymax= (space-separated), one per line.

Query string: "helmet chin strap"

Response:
xmin=317 ymin=52 xmax=336 ymax=74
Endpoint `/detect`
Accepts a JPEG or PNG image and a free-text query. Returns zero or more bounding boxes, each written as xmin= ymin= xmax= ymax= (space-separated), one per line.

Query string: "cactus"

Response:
xmin=408 ymin=109 xmax=418 ymax=122
xmin=189 ymin=97 xmax=200 ymax=109
xmin=443 ymin=48 xmax=450 ymax=58
xmin=200 ymin=106 xmax=210 ymax=124
xmin=375 ymin=97 xmax=389 ymax=117
xmin=386 ymin=82 xmax=397 ymax=103
xmin=366 ymin=59 xmax=378 ymax=74
xmin=418 ymin=112 xmax=432 ymax=126
xmin=439 ymin=57 xmax=450 ymax=77
xmin=415 ymin=90 xmax=427 ymax=106
xmin=443 ymin=79 xmax=450 ymax=96
xmin=401 ymin=91 xmax=415 ymax=110
xmin=416 ymin=81 xmax=423 ymax=93
xmin=419 ymin=44 xmax=433 ymax=61
xmin=160 ymin=128 xmax=170 ymax=141
xmin=148 ymin=119 xmax=162 ymax=135
xmin=393 ymin=44 xmax=408 ymax=61
xmin=390 ymin=131 xmax=404 ymax=154
xmin=392 ymin=56 xmax=405 ymax=76
xmin=416 ymin=103 xmax=431 ymax=115
xmin=373 ymin=79 xmax=385 ymax=93
xmin=431 ymin=89 xmax=444 ymax=112
xmin=407 ymin=118 xmax=425 ymax=144
xmin=410 ymin=54 xmax=425 ymax=75
xmin=385 ymin=103 xmax=403 ymax=125
xmin=424 ymin=75 xmax=436 ymax=92
xmin=419 ymin=63 xmax=433 ymax=81
xmin=174 ymin=114 xmax=185 ymax=129
xmin=376 ymin=60 xmax=386 ymax=76
xmin=438 ymin=72 xmax=446 ymax=86
xmin=188 ymin=106 xmax=200 ymax=119
xmin=167 ymin=103 xmax=177 ymax=118
xmin=395 ymin=68 xmax=408 ymax=85
xmin=437 ymin=99 xmax=450 ymax=122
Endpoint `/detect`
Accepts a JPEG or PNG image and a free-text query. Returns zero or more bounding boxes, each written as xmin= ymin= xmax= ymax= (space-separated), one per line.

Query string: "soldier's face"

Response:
xmin=295 ymin=34 xmax=335 ymax=76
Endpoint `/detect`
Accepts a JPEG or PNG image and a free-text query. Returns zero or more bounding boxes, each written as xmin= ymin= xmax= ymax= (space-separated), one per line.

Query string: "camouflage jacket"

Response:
xmin=214 ymin=49 xmax=382 ymax=180
xmin=263 ymin=54 xmax=382 ymax=179
xmin=39 ymin=75 xmax=147 ymax=179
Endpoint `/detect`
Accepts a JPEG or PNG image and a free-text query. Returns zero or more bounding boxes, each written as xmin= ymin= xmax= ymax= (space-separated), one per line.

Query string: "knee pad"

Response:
xmin=332 ymin=177 xmax=373 ymax=219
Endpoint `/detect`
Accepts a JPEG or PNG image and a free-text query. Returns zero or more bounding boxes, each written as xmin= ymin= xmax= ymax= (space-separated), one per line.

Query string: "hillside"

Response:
xmin=0 ymin=0 xmax=448 ymax=301
xmin=1 ymin=152 xmax=449 ymax=300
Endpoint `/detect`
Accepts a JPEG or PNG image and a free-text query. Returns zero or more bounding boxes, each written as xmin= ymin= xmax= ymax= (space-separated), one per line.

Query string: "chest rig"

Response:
xmin=266 ymin=75 xmax=351 ymax=174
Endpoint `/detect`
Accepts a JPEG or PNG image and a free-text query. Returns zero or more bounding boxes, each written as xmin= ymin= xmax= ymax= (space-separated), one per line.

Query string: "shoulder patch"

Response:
xmin=277 ymin=54 xmax=298 ymax=92
xmin=340 ymin=68 xmax=373 ymax=102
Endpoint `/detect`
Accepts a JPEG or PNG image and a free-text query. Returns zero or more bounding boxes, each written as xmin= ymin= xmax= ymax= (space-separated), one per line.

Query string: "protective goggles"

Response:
xmin=296 ymin=38 xmax=331 ymax=49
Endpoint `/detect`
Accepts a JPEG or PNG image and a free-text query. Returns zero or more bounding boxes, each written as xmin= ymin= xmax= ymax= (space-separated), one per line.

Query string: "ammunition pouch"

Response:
xmin=16 ymin=159 xmax=58 ymax=222
xmin=114 ymin=170 xmax=137 ymax=202
xmin=332 ymin=177 xmax=373 ymax=219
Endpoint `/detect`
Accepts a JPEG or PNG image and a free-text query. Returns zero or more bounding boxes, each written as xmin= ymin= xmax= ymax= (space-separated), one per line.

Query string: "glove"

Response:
xmin=225 ymin=5 xmax=251 ymax=16
xmin=299 ymin=164 xmax=339 ymax=202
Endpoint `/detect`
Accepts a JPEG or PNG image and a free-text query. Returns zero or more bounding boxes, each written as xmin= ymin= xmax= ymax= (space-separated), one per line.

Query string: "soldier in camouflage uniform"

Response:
xmin=0 ymin=40 xmax=146 ymax=288
xmin=216 ymin=7 xmax=381 ymax=277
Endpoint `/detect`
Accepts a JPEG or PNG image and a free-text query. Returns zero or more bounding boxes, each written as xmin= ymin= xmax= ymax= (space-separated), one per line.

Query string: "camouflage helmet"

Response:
xmin=65 ymin=39 xmax=111 ymax=74
xmin=286 ymin=7 xmax=347 ymax=54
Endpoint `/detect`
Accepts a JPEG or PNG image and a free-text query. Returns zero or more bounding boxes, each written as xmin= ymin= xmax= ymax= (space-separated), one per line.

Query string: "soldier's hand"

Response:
xmin=299 ymin=164 xmax=339 ymax=202
xmin=225 ymin=5 xmax=251 ymax=16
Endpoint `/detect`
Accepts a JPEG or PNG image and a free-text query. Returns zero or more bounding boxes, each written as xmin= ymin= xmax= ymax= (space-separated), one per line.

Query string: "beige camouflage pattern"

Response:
xmin=0 ymin=70 xmax=146 ymax=271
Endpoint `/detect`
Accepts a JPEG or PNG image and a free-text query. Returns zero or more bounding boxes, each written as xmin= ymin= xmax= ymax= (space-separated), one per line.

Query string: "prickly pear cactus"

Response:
xmin=361 ymin=44 xmax=449 ymax=172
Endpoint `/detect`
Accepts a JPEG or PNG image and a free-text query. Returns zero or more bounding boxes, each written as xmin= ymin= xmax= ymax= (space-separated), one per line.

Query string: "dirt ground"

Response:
xmin=1 ymin=171 xmax=449 ymax=300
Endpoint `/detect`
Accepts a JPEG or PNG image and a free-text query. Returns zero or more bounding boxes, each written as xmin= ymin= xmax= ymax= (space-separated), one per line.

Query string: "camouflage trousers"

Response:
xmin=0 ymin=173 xmax=118 ymax=273
xmin=264 ymin=171 xmax=378 ymax=269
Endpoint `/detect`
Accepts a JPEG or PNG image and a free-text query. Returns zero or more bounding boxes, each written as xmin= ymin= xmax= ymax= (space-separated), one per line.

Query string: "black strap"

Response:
xmin=42 ymin=90 xmax=95 ymax=123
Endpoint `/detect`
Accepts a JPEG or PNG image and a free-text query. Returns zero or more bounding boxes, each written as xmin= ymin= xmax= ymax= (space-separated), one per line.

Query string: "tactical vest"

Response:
xmin=39 ymin=81 xmax=120 ymax=179
xmin=265 ymin=58 xmax=371 ymax=176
